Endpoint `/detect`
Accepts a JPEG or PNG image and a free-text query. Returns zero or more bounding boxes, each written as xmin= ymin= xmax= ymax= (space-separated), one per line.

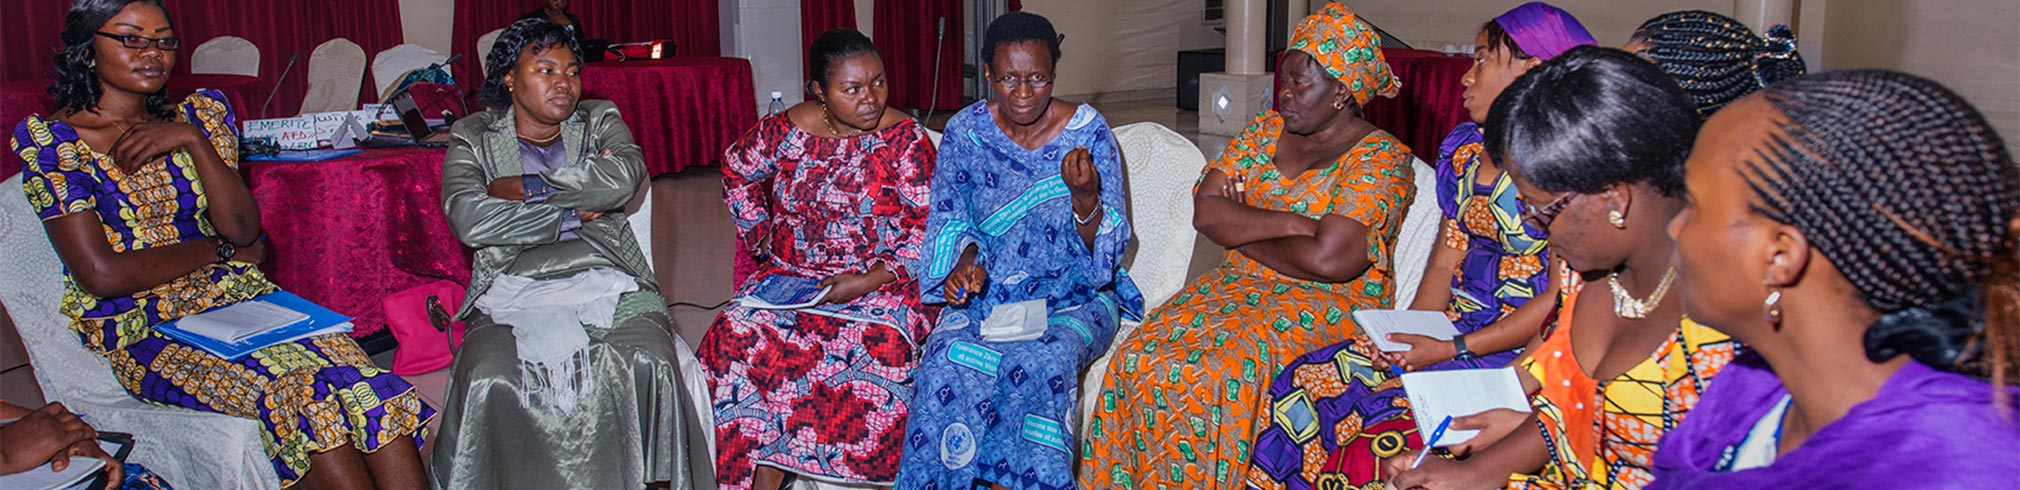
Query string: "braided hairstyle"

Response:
xmin=1744 ymin=70 xmax=2020 ymax=389
xmin=1632 ymin=10 xmax=1805 ymax=116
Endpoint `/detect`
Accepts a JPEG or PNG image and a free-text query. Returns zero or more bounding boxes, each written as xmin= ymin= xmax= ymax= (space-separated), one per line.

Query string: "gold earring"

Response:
xmin=1608 ymin=210 xmax=1627 ymax=228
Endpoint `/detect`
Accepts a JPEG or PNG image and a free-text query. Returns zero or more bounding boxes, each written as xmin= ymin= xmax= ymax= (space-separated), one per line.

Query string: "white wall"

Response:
xmin=1020 ymin=0 xmax=1226 ymax=99
xmin=724 ymin=0 xmax=805 ymax=112
xmin=1812 ymin=0 xmax=2020 ymax=155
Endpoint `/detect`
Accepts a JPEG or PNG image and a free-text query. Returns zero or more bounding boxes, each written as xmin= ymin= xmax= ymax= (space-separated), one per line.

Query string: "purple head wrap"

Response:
xmin=1492 ymin=2 xmax=1597 ymax=60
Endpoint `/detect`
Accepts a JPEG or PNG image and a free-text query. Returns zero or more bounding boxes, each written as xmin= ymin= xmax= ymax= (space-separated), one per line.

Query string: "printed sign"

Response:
xmin=243 ymin=116 xmax=316 ymax=150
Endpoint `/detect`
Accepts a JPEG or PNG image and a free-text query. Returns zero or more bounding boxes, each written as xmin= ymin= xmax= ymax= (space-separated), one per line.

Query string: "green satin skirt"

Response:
xmin=429 ymin=292 xmax=714 ymax=489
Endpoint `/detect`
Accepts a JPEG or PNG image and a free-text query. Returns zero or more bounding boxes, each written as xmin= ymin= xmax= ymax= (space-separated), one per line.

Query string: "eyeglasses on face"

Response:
xmin=95 ymin=32 xmax=181 ymax=50
xmin=1521 ymin=191 xmax=1580 ymax=230
xmin=992 ymin=74 xmax=1052 ymax=89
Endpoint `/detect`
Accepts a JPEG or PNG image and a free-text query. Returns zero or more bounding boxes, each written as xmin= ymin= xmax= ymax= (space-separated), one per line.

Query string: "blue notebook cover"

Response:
xmin=247 ymin=149 xmax=363 ymax=162
xmin=154 ymin=291 xmax=353 ymax=359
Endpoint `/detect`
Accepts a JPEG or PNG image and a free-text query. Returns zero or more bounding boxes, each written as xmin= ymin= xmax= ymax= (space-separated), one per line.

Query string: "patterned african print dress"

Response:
xmin=700 ymin=114 xmax=936 ymax=490
xmin=1244 ymin=123 xmax=1551 ymax=489
xmin=1080 ymin=111 xmax=1416 ymax=489
xmin=893 ymin=102 xmax=1145 ymax=490
xmin=1511 ymin=286 xmax=1737 ymax=490
xmin=9 ymin=90 xmax=434 ymax=486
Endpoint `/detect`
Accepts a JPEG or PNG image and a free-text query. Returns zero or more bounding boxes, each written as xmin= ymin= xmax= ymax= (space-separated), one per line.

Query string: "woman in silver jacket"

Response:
xmin=430 ymin=18 xmax=710 ymax=489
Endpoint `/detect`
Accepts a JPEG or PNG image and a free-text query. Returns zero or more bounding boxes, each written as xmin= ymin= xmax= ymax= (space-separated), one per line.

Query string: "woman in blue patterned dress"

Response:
xmin=893 ymin=12 xmax=1142 ymax=490
xmin=9 ymin=1 xmax=432 ymax=488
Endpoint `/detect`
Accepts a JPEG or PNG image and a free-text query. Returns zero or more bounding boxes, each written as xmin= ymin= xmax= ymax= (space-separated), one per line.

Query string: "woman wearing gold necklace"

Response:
xmin=701 ymin=28 xmax=936 ymax=490
xmin=1386 ymin=47 xmax=1740 ymax=490
xmin=432 ymin=18 xmax=712 ymax=489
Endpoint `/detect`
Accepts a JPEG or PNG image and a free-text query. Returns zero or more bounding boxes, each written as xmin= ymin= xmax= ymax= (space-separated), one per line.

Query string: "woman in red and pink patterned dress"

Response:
xmin=698 ymin=28 xmax=936 ymax=490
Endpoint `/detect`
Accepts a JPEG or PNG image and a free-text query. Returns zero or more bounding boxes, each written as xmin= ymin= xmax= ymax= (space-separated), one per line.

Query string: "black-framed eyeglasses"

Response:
xmin=1521 ymin=191 xmax=1580 ymax=230
xmin=992 ymin=74 xmax=1052 ymax=89
xmin=95 ymin=32 xmax=181 ymax=50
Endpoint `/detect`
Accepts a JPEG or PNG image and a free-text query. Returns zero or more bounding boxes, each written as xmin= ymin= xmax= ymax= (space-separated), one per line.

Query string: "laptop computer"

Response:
xmin=363 ymin=93 xmax=452 ymax=148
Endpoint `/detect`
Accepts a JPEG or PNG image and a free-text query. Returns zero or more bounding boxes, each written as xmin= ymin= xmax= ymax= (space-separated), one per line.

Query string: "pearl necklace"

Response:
xmin=1608 ymin=266 xmax=1678 ymax=319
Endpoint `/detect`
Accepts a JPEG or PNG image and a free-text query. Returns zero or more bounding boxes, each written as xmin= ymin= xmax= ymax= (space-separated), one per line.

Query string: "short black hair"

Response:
xmin=1632 ymin=10 xmax=1806 ymax=116
xmin=1485 ymin=46 xmax=1699 ymax=197
xmin=807 ymin=28 xmax=878 ymax=89
xmin=53 ymin=0 xmax=176 ymax=119
xmin=1479 ymin=20 xmax=1533 ymax=60
xmin=478 ymin=18 xmax=583 ymax=110
xmin=983 ymin=12 xmax=1062 ymax=69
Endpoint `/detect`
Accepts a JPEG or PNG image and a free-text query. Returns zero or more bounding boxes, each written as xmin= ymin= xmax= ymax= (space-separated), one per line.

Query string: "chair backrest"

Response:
xmin=476 ymin=29 xmax=506 ymax=77
xmin=0 ymin=176 xmax=132 ymax=403
xmin=924 ymin=128 xmax=943 ymax=147
xmin=190 ymin=36 xmax=259 ymax=77
xmin=1111 ymin=122 xmax=1208 ymax=311
xmin=626 ymin=181 xmax=655 ymax=273
xmin=1390 ymin=157 xmax=1441 ymax=308
xmin=371 ymin=44 xmax=453 ymax=99
xmin=299 ymin=38 xmax=367 ymax=115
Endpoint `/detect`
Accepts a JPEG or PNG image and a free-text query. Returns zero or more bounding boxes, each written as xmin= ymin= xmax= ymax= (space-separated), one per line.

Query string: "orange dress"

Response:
xmin=1080 ymin=111 xmax=1416 ymax=488
xmin=1511 ymin=287 xmax=1738 ymax=489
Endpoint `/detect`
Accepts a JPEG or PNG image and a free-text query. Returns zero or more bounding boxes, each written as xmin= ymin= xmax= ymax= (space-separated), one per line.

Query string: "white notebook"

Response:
xmin=1400 ymin=367 xmax=1532 ymax=447
xmin=981 ymin=299 xmax=1049 ymax=342
xmin=1353 ymin=310 xmax=1463 ymax=352
xmin=174 ymin=300 xmax=310 ymax=343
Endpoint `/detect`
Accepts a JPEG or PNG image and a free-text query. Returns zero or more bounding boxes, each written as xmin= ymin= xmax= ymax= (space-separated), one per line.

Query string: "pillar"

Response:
xmin=1201 ymin=0 xmax=1275 ymax=135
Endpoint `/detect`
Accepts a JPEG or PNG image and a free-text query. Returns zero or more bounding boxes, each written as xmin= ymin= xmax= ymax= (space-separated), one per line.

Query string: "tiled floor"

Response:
xmin=0 ymin=98 xmax=1233 ymax=437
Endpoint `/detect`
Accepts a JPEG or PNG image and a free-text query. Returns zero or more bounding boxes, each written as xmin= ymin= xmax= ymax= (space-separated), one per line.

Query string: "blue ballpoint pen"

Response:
xmin=1411 ymin=415 xmax=1454 ymax=469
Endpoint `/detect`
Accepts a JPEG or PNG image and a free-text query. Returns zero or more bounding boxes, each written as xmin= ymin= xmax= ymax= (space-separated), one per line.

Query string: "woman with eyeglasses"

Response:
xmin=1081 ymin=4 xmax=1419 ymax=487
xmin=892 ymin=12 xmax=1142 ymax=489
xmin=9 ymin=1 xmax=433 ymax=488
xmin=1384 ymin=47 xmax=1733 ymax=490
xmin=1243 ymin=4 xmax=1593 ymax=487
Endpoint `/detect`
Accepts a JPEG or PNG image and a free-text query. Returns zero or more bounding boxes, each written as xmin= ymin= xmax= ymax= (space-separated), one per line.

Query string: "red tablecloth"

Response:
xmin=244 ymin=147 xmax=470 ymax=337
xmin=1364 ymin=49 xmax=1472 ymax=163
xmin=580 ymin=57 xmax=757 ymax=175
xmin=2 ymin=75 xmax=259 ymax=179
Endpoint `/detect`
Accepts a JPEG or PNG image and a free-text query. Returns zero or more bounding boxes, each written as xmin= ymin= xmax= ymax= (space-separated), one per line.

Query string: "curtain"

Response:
xmin=451 ymin=0 xmax=723 ymax=92
xmin=873 ymin=0 xmax=963 ymax=111
xmin=801 ymin=0 xmax=859 ymax=84
xmin=0 ymin=0 xmax=405 ymax=117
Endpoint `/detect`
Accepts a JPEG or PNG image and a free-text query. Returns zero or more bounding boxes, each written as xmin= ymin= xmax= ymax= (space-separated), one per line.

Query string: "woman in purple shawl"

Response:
xmin=1661 ymin=69 xmax=2020 ymax=487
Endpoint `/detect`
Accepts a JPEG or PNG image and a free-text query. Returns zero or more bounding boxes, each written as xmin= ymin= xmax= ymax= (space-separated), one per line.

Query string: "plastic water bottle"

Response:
xmin=767 ymin=92 xmax=786 ymax=117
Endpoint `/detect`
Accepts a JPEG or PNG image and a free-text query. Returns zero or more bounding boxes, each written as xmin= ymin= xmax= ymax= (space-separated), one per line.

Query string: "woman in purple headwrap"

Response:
xmin=1242 ymin=3 xmax=1593 ymax=488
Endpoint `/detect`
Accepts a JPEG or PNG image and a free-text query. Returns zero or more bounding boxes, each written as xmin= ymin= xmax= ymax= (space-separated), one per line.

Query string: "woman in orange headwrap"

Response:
xmin=1078 ymin=4 xmax=1415 ymax=488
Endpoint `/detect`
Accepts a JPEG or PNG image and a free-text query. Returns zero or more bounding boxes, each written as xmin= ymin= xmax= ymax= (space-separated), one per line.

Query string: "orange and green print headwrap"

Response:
xmin=1288 ymin=2 xmax=1401 ymax=106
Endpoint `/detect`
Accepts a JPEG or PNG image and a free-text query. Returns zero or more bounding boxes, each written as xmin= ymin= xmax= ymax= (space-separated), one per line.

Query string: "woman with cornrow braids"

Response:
xmin=1655 ymin=70 xmax=2020 ymax=487
xmin=1623 ymin=10 xmax=1806 ymax=116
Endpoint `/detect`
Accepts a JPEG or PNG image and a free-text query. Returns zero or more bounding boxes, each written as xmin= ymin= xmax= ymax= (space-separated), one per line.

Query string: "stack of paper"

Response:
xmin=1353 ymin=310 xmax=1464 ymax=352
xmin=155 ymin=291 xmax=353 ymax=359
xmin=981 ymin=299 xmax=1049 ymax=342
xmin=739 ymin=275 xmax=831 ymax=310
xmin=1399 ymin=367 xmax=1532 ymax=447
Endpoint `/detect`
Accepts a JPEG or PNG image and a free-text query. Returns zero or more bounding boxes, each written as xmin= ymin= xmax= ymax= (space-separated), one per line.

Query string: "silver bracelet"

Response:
xmin=1074 ymin=201 xmax=1101 ymax=226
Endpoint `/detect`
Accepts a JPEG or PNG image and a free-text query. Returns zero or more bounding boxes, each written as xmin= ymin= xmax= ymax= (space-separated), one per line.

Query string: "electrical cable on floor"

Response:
xmin=668 ymin=299 xmax=732 ymax=311
xmin=0 ymin=363 xmax=29 ymax=376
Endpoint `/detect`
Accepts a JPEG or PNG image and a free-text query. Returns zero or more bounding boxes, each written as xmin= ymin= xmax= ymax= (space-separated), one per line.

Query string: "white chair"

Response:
xmin=628 ymin=181 xmax=725 ymax=478
xmin=1391 ymin=157 xmax=1441 ymax=308
xmin=475 ymin=29 xmax=506 ymax=77
xmin=190 ymin=36 xmax=259 ymax=77
xmin=0 ymin=175 xmax=280 ymax=490
xmin=371 ymin=44 xmax=453 ymax=100
xmin=299 ymin=38 xmax=367 ymax=115
xmin=1076 ymin=122 xmax=1209 ymax=432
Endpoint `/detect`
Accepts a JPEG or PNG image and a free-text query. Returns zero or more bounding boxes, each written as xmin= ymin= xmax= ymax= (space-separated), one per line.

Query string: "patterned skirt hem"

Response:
xmin=755 ymin=461 xmax=895 ymax=486
xmin=271 ymin=386 xmax=435 ymax=487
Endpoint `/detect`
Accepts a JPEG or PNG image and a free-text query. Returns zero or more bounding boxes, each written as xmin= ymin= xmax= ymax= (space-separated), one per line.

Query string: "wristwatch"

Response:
xmin=214 ymin=237 xmax=237 ymax=263
xmin=1452 ymin=332 xmax=1478 ymax=361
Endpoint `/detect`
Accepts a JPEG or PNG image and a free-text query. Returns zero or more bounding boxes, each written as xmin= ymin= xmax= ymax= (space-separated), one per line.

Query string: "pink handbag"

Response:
xmin=383 ymin=280 xmax=468 ymax=376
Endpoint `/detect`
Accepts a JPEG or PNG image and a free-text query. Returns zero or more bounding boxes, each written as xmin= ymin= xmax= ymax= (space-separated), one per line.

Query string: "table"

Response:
xmin=244 ymin=146 xmax=470 ymax=337
xmin=1362 ymin=49 xmax=1472 ymax=163
xmin=1 ymin=74 xmax=259 ymax=179
xmin=580 ymin=57 xmax=757 ymax=175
